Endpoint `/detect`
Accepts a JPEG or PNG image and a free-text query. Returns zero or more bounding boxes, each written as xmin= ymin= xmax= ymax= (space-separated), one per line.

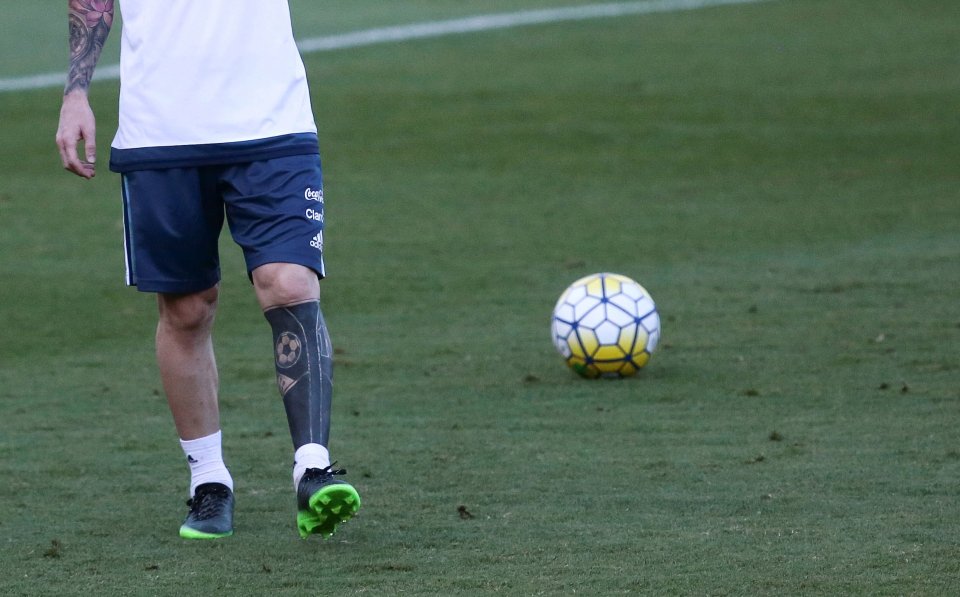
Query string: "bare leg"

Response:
xmin=156 ymin=285 xmax=221 ymax=440
xmin=253 ymin=262 xmax=319 ymax=309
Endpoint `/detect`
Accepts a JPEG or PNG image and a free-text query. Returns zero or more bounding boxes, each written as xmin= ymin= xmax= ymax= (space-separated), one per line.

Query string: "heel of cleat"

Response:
xmin=297 ymin=484 xmax=361 ymax=539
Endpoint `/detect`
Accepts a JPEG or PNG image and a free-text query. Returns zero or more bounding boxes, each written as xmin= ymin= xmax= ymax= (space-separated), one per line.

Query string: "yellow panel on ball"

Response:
xmin=584 ymin=276 xmax=604 ymax=298
xmin=567 ymin=354 xmax=587 ymax=370
xmin=594 ymin=360 xmax=623 ymax=375
xmin=618 ymin=327 xmax=645 ymax=354
xmin=606 ymin=275 xmax=623 ymax=295
xmin=577 ymin=328 xmax=599 ymax=357
xmin=571 ymin=360 xmax=600 ymax=379
xmin=632 ymin=351 xmax=650 ymax=368
xmin=594 ymin=344 xmax=627 ymax=362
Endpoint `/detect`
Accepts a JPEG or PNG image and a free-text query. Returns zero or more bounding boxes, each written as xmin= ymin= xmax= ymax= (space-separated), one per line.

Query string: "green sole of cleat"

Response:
xmin=297 ymin=484 xmax=361 ymax=539
xmin=179 ymin=525 xmax=234 ymax=540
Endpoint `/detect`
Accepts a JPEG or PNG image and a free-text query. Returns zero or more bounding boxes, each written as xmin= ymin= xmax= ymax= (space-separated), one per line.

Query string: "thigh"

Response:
xmin=121 ymin=167 xmax=224 ymax=293
xmin=220 ymin=154 xmax=326 ymax=279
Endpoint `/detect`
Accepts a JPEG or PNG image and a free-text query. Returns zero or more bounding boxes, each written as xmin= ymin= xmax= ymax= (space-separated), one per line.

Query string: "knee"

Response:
xmin=253 ymin=263 xmax=320 ymax=309
xmin=157 ymin=286 xmax=219 ymax=333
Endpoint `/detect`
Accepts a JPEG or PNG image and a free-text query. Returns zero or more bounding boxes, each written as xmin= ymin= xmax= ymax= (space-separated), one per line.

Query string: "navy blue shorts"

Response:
xmin=120 ymin=154 xmax=326 ymax=293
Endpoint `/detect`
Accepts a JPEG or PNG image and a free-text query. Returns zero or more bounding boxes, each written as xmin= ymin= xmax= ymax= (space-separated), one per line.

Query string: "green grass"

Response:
xmin=2 ymin=0 xmax=959 ymax=594
xmin=0 ymin=0 xmax=636 ymax=78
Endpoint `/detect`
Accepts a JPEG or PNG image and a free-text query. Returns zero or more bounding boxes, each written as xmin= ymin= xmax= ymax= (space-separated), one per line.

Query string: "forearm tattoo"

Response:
xmin=66 ymin=0 xmax=114 ymax=94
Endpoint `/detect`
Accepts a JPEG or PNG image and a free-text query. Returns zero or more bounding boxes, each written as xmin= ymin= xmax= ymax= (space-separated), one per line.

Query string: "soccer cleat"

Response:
xmin=296 ymin=465 xmax=361 ymax=539
xmin=179 ymin=482 xmax=234 ymax=540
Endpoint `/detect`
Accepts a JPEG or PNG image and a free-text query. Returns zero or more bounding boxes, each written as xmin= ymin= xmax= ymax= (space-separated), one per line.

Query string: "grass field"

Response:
xmin=1 ymin=0 xmax=959 ymax=594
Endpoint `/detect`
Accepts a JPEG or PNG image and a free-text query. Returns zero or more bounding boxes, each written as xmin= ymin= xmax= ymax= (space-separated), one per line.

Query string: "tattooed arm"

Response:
xmin=56 ymin=0 xmax=115 ymax=179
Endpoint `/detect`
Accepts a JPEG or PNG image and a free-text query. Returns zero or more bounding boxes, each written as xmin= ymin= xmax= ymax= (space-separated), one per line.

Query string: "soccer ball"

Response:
xmin=275 ymin=332 xmax=302 ymax=369
xmin=551 ymin=273 xmax=660 ymax=379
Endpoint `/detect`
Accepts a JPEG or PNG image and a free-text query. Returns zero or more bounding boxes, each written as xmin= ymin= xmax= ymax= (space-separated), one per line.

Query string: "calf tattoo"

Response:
xmin=265 ymin=301 xmax=334 ymax=449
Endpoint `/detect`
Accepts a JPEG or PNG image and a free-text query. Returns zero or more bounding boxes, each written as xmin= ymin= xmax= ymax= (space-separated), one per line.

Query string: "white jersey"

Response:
xmin=111 ymin=0 xmax=317 ymax=151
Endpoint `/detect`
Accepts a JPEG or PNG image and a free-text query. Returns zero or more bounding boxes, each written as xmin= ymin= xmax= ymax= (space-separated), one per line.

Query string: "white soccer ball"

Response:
xmin=551 ymin=273 xmax=660 ymax=378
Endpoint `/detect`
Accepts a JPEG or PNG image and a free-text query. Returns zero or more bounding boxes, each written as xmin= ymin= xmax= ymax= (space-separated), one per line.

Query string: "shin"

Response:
xmin=264 ymin=300 xmax=333 ymax=449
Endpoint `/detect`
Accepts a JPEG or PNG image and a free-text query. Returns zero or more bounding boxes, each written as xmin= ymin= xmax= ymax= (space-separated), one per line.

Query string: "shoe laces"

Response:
xmin=305 ymin=463 xmax=347 ymax=480
xmin=186 ymin=484 xmax=230 ymax=519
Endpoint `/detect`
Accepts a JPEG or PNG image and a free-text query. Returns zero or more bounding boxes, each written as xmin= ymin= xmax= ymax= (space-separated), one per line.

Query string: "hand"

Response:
xmin=56 ymin=90 xmax=97 ymax=179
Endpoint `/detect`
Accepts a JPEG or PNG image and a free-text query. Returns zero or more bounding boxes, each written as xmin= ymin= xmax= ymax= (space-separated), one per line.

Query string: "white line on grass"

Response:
xmin=0 ymin=0 xmax=771 ymax=93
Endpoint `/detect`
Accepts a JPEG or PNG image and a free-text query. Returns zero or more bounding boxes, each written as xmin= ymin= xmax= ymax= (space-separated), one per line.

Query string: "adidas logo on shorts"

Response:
xmin=310 ymin=233 xmax=324 ymax=251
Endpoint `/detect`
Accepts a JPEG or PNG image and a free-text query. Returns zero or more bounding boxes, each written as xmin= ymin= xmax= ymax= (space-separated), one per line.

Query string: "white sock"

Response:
xmin=293 ymin=443 xmax=330 ymax=489
xmin=180 ymin=430 xmax=234 ymax=496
